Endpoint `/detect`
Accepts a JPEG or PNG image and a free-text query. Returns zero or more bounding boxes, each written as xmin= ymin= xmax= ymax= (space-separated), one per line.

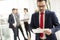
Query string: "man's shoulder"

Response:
xmin=32 ymin=10 xmax=55 ymax=16
xmin=9 ymin=13 xmax=13 ymax=16
xmin=32 ymin=12 xmax=39 ymax=16
xmin=46 ymin=10 xmax=55 ymax=14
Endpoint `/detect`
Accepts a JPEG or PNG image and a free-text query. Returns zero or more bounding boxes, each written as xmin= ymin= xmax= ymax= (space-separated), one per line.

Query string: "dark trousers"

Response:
xmin=36 ymin=33 xmax=47 ymax=40
xmin=36 ymin=33 xmax=57 ymax=40
xmin=24 ymin=22 xmax=31 ymax=39
xmin=12 ymin=25 xmax=27 ymax=40
xmin=24 ymin=22 xmax=29 ymax=35
xmin=12 ymin=27 xmax=18 ymax=40
xmin=11 ymin=25 xmax=22 ymax=40
xmin=18 ymin=25 xmax=27 ymax=40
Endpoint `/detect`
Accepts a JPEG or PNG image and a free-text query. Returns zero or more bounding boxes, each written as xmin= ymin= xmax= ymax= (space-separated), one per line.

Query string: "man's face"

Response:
xmin=24 ymin=10 xmax=27 ymax=14
xmin=37 ymin=1 xmax=46 ymax=12
xmin=12 ymin=9 xmax=18 ymax=14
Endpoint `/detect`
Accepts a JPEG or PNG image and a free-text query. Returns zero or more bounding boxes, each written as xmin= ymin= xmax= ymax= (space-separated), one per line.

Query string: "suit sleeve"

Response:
xmin=30 ymin=14 xmax=35 ymax=31
xmin=8 ymin=15 xmax=13 ymax=25
xmin=51 ymin=12 xmax=60 ymax=34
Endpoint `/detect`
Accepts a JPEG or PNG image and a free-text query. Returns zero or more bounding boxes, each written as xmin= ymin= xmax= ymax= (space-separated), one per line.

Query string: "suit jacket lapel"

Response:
xmin=35 ymin=12 xmax=39 ymax=27
xmin=45 ymin=10 xmax=49 ymax=28
xmin=11 ymin=14 xmax=15 ymax=23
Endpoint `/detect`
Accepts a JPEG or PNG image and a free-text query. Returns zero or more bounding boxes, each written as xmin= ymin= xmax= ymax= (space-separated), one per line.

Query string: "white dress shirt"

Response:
xmin=12 ymin=13 xmax=20 ymax=27
xmin=24 ymin=13 xmax=29 ymax=22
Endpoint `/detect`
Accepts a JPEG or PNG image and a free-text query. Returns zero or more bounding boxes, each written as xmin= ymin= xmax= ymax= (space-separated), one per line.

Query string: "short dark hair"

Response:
xmin=24 ymin=8 xmax=28 ymax=12
xmin=37 ymin=0 xmax=47 ymax=2
xmin=12 ymin=8 xmax=18 ymax=11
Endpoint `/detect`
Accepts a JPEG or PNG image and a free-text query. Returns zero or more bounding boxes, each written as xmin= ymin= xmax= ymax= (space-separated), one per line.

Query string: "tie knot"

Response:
xmin=41 ymin=12 xmax=44 ymax=14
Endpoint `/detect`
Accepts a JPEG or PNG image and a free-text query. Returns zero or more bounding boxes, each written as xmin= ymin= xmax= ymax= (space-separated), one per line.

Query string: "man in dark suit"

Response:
xmin=8 ymin=8 xmax=20 ymax=40
xmin=30 ymin=0 xmax=60 ymax=40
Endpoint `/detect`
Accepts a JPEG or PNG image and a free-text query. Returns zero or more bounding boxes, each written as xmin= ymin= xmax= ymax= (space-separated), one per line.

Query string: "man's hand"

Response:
xmin=44 ymin=29 xmax=52 ymax=35
xmin=13 ymin=23 xmax=16 ymax=27
xmin=32 ymin=27 xmax=44 ymax=33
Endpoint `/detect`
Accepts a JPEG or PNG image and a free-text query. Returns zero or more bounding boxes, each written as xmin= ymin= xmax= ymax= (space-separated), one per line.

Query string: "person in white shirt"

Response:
xmin=22 ymin=8 xmax=31 ymax=40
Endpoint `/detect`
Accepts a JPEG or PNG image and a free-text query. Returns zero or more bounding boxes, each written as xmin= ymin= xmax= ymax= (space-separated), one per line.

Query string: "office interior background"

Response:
xmin=0 ymin=0 xmax=60 ymax=40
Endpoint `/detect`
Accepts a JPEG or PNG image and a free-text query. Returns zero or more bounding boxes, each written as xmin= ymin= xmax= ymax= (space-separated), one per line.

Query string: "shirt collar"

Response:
xmin=39 ymin=11 xmax=45 ymax=14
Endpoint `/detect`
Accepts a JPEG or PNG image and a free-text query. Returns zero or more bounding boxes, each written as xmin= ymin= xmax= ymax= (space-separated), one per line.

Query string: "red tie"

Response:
xmin=39 ymin=12 xmax=44 ymax=38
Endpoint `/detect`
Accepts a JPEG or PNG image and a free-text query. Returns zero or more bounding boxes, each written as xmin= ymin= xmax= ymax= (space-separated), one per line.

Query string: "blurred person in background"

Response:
xmin=21 ymin=8 xmax=31 ymax=40
xmin=8 ymin=8 xmax=20 ymax=40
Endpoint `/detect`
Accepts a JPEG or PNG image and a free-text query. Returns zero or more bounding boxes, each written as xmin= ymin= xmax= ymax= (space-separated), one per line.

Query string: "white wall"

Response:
xmin=50 ymin=0 xmax=60 ymax=23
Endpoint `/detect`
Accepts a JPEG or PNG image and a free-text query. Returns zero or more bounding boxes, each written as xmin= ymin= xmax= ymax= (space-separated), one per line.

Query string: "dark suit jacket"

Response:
xmin=8 ymin=14 xmax=15 ymax=28
xmin=30 ymin=10 xmax=60 ymax=40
